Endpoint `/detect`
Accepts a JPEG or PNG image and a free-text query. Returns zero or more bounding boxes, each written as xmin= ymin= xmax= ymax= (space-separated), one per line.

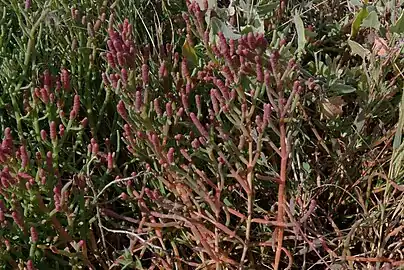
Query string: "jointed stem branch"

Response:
xmin=274 ymin=117 xmax=288 ymax=270
xmin=240 ymin=138 xmax=254 ymax=267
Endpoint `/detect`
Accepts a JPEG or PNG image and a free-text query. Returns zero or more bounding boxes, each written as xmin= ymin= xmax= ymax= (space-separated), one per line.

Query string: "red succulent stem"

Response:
xmin=274 ymin=116 xmax=288 ymax=270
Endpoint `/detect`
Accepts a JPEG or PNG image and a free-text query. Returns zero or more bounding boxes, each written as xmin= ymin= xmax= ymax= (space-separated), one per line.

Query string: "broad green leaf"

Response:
xmin=391 ymin=11 xmax=404 ymax=34
xmin=362 ymin=11 xmax=380 ymax=30
xmin=329 ymin=83 xmax=357 ymax=94
xmin=351 ymin=7 xmax=369 ymax=38
xmin=211 ymin=17 xmax=241 ymax=39
xmin=256 ymin=2 xmax=278 ymax=19
xmin=293 ymin=11 xmax=306 ymax=53
xmin=349 ymin=0 xmax=362 ymax=7
xmin=251 ymin=10 xmax=265 ymax=34
xmin=348 ymin=39 xmax=370 ymax=59
xmin=240 ymin=25 xmax=255 ymax=35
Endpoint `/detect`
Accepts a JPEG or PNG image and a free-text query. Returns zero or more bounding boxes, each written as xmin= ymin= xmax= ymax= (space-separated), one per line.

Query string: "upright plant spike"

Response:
xmin=30 ymin=226 xmax=38 ymax=243
xmin=103 ymin=0 xmax=303 ymax=264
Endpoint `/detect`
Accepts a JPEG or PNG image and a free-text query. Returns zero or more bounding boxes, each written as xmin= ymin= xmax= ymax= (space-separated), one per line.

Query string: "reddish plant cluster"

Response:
xmin=101 ymin=1 xmax=303 ymax=268
xmin=0 ymin=127 xmax=80 ymax=268
xmin=0 ymin=64 xmax=115 ymax=268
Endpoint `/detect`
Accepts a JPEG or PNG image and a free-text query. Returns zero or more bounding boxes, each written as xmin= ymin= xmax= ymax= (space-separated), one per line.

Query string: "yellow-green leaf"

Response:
xmin=182 ymin=39 xmax=198 ymax=66
xmin=351 ymin=7 xmax=368 ymax=38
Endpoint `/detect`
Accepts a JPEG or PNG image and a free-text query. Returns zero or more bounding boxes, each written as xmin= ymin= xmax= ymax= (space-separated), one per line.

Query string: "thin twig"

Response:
xmin=96 ymin=172 xmax=150 ymax=199
xmin=239 ymin=136 xmax=255 ymax=267
xmin=101 ymin=225 xmax=162 ymax=250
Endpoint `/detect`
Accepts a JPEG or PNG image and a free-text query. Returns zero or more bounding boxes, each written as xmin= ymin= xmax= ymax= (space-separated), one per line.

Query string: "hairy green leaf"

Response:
xmin=211 ymin=17 xmax=241 ymax=39
xmin=391 ymin=11 xmax=404 ymax=34
xmin=362 ymin=11 xmax=380 ymax=30
xmin=293 ymin=11 xmax=306 ymax=53
xmin=330 ymin=83 xmax=357 ymax=94
xmin=348 ymin=39 xmax=370 ymax=59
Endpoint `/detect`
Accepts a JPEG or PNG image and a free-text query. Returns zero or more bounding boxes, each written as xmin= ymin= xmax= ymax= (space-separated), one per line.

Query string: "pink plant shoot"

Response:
xmin=135 ymin=90 xmax=142 ymax=113
xmin=25 ymin=0 xmax=31 ymax=9
xmin=107 ymin=153 xmax=113 ymax=170
xmin=50 ymin=121 xmax=57 ymax=141
xmin=30 ymin=226 xmax=38 ymax=243
xmin=142 ymin=64 xmax=149 ymax=85
xmin=53 ymin=185 xmax=62 ymax=211
xmin=117 ymin=100 xmax=128 ymax=120
xmin=59 ymin=124 xmax=65 ymax=137
xmin=26 ymin=260 xmax=35 ymax=270
xmin=167 ymin=147 xmax=175 ymax=164
xmin=12 ymin=211 xmax=24 ymax=231
xmin=20 ymin=145 xmax=29 ymax=168
xmin=61 ymin=69 xmax=70 ymax=90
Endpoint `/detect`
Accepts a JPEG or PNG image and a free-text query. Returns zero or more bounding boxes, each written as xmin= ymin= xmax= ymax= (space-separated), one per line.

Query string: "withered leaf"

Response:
xmin=319 ymin=96 xmax=346 ymax=120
